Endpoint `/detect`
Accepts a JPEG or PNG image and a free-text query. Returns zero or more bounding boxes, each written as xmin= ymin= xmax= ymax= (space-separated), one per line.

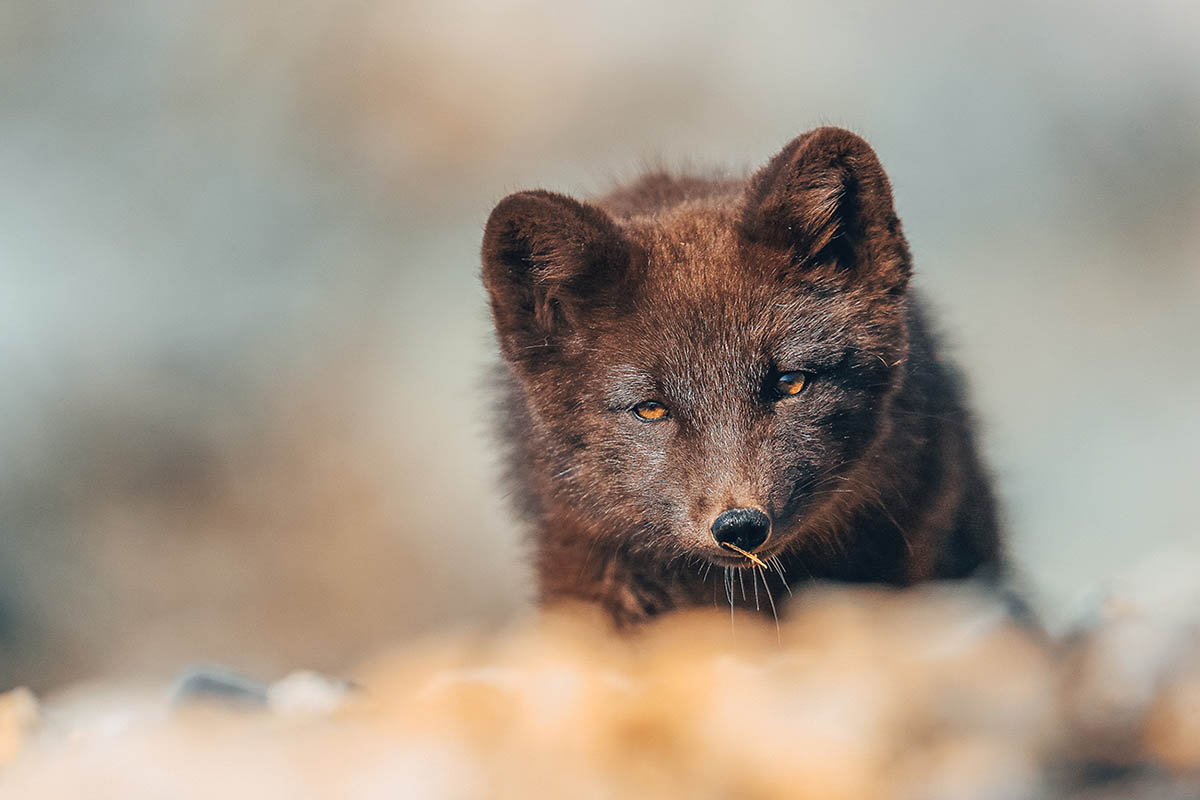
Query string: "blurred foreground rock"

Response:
xmin=2 ymin=578 xmax=1199 ymax=799
xmin=0 ymin=687 xmax=38 ymax=766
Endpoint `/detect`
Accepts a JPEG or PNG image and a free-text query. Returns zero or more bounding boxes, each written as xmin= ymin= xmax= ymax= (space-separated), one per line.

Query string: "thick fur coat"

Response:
xmin=482 ymin=127 xmax=1001 ymax=626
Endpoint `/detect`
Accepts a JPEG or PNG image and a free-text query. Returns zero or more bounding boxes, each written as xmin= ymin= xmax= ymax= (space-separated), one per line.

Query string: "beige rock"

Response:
xmin=0 ymin=686 xmax=39 ymax=765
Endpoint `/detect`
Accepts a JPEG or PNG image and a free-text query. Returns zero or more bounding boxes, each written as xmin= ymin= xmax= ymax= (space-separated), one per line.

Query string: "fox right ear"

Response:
xmin=741 ymin=127 xmax=911 ymax=293
xmin=481 ymin=190 xmax=630 ymax=361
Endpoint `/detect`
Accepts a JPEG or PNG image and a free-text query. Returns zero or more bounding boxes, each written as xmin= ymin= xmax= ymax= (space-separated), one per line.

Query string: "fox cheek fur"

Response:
xmin=482 ymin=127 xmax=1001 ymax=622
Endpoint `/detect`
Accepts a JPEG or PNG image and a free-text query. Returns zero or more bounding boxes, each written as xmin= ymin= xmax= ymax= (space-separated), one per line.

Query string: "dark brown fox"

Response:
xmin=481 ymin=127 xmax=1002 ymax=626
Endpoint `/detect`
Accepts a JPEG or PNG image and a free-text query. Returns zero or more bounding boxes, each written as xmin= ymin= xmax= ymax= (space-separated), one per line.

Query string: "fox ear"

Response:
xmin=482 ymin=190 xmax=631 ymax=360
xmin=741 ymin=127 xmax=911 ymax=293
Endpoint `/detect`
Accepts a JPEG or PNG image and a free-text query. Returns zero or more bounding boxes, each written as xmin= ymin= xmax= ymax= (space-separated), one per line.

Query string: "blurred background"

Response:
xmin=1 ymin=0 xmax=1197 ymax=693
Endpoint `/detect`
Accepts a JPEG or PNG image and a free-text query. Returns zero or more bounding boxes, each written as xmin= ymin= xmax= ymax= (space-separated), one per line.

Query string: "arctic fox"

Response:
xmin=482 ymin=127 xmax=1001 ymax=626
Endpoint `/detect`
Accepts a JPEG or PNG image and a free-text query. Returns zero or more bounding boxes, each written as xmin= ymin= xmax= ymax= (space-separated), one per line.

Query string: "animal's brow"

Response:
xmin=773 ymin=339 xmax=852 ymax=369
xmin=601 ymin=367 xmax=657 ymax=407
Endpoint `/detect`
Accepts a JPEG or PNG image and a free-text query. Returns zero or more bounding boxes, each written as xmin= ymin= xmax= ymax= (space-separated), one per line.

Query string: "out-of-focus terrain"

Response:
xmin=4 ymin=577 xmax=1200 ymax=798
xmin=2 ymin=0 xmax=1199 ymax=694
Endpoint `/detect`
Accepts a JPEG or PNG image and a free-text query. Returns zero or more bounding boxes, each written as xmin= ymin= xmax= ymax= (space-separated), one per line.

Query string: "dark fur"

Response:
xmin=482 ymin=127 xmax=1002 ymax=626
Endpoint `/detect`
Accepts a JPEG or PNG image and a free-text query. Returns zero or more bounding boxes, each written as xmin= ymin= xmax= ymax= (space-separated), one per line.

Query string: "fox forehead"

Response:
xmin=588 ymin=259 xmax=865 ymax=371
xmin=625 ymin=205 xmax=750 ymax=290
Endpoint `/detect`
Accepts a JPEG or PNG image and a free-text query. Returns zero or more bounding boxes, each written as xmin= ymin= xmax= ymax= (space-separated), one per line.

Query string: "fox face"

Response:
xmin=483 ymin=128 xmax=916 ymax=570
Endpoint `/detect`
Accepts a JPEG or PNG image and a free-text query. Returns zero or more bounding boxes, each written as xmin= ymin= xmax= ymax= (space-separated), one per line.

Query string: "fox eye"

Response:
xmin=632 ymin=401 xmax=669 ymax=421
xmin=774 ymin=372 xmax=809 ymax=398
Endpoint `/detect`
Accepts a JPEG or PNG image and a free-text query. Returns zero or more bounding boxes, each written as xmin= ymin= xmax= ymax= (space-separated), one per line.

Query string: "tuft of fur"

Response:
xmin=482 ymin=127 xmax=1003 ymax=627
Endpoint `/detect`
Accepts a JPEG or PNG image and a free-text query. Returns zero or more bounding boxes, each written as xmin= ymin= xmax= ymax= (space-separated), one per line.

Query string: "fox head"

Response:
xmin=482 ymin=127 xmax=913 ymax=568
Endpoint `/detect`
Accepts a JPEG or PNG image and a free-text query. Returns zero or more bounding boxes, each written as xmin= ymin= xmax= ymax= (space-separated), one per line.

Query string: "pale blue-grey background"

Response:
xmin=2 ymin=0 xmax=1198 ymax=689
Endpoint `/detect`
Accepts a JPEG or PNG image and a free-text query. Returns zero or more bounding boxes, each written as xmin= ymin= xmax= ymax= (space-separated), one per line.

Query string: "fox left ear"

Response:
xmin=741 ymin=127 xmax=911 ymax=294
xmin=481 ymin=190 xmax=632 ymax=364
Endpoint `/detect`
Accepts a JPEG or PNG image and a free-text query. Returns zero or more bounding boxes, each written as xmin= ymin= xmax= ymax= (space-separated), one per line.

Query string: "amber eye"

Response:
xmin=632 ymin=401 xmax=669 ymax=421
xmin=774 ymin=372 xmax=809 ymax=397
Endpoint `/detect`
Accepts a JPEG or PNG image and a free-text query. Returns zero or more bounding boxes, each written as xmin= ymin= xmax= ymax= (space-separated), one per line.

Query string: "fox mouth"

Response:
xmin=709 ymin=554 xmax=763 ymax=569
xmin=718 ymin=541 xmax=768 ymax=567
xmin=706 ymin=545 xmax=780 ymax=569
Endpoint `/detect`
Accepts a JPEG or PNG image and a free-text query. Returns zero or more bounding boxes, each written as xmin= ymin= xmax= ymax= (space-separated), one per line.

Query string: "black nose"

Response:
xmin=710 ymin=508 xmax=771 ymax=552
